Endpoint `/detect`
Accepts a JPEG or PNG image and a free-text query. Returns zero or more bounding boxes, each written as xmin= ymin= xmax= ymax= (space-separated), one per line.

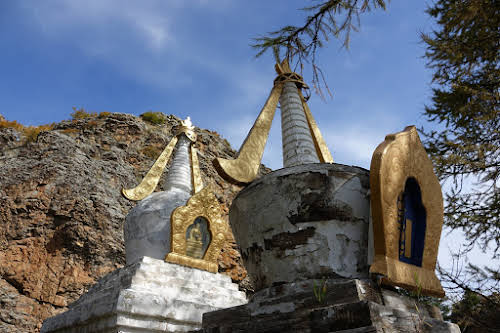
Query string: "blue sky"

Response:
xmin=1 ymin=1 xmax=497 ymax=282
xmin=1 ymin=0 xmax=432 ymax=169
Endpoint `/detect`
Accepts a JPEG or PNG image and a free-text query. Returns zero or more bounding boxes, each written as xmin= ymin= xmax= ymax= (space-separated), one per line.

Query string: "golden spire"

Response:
xmin=122 ymin=117 xmax=203 ymax=201
xmin=214 ymin=59 xmax=333 ymax=184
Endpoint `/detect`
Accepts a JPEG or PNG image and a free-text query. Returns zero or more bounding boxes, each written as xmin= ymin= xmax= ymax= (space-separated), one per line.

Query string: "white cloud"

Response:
xmin=320 ymin=116 xmax=401 ymax=169
xmin=23 ymin=0 xmax=174 ymax=52
xmin=206 ymin=63 xmax=276 ymax=144
xmin=16 ymin=0 xmax=250 ymax=94
xmin=16 ymin=1 xmax=222 ymax=90
xmin=141 ymin=22 xmax=169 ymax=49
xmin=261 ymin=118 xmax=282 ymax=170
xmin=216 ymin=114 xmax=255 ymax=150
xmin=21 ymin=0 xmax=234 ymax=55
xmin=324 ymin=129 xmax=378 ymax=168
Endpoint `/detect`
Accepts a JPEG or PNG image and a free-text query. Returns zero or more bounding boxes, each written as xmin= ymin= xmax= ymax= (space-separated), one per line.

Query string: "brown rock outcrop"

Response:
xmin=0 ymin=112 xmax=267 ymax=332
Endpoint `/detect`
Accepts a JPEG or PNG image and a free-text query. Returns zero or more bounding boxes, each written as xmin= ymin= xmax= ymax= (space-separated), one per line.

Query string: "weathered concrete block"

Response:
xmin=41 ymin=257 xmax=247 ymax=333
xmin=310 ymin=301 xmax=460 ymax=333
xmin=230 ymin=163 xmax=371 ymax=291
xmin=196 ymin=279 xmax=460 ymax=333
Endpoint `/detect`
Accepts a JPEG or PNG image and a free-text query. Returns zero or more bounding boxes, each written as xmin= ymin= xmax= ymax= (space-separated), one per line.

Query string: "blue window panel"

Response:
xmin=398 ymin=178 xmax=426 ymax=266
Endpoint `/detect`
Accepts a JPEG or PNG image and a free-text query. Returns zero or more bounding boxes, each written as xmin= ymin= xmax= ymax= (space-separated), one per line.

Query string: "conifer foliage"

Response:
xmin=421 ymin=0 xmax=500 ymax=254
xmin=252 ymin=0 xmax=387 ymax=97
xmin=422 ymin=2 xmax=500 ymax=327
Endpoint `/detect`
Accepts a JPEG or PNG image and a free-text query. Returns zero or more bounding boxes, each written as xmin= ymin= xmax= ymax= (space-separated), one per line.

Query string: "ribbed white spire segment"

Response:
xmin=164 ymin=134 xmax=192 ymax=194
xmin=280 ymin=82 xmax=320 ymax=167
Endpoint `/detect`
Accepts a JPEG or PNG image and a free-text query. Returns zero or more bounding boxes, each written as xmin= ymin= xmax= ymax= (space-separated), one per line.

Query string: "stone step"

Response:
xmin=132 ymin=265 xmax=240 ymax=292
xmin=127 ymin=282 xmax=246 ymax=309
xmin=118 ymin=289 xmax=223 ymax=323
xmin=137 ymin=257 xmax=238 ymax=289
xmin=80 ymin=258 xmax=241 ymax=302
xmin=130 ymin=274 xmax=244 ymax=299
xmin=195 ymin=279 xmax=460 ymax=333
xmin=76 ymin=273 xmax=245 ymax=311
xmin=116 ymin=316 xmax=199 ymax=333
xmin=72 ymin=273 xmax=245 ymax=314
xmin=42 ymin=284 xmax=246 ymax=333
xmin=197 ymin=300 xmax=460 ymax=333
xmin=43 ymin=310 xmax=201 ymax=333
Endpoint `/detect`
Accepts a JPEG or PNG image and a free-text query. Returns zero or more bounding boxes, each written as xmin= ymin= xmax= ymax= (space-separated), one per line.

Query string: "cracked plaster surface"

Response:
xmin=230 ymin=163 xmax=371 ymax=291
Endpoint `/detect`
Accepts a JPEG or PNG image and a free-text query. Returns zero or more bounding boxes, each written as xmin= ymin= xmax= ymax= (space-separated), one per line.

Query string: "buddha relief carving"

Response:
xmin=185 ymin=216 xmax=211 ymax=259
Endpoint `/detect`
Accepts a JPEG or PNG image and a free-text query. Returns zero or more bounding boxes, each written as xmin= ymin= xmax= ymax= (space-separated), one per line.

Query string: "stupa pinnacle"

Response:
xmin=122 ymin=116 xmax=203 ymax=265
xmin=122 ymin=116 xmax=201 ymax=201
xmin=278 ymin=61 xmax=320 ymax=167
xmin=215 ymin=59 xmax=332 ymax=184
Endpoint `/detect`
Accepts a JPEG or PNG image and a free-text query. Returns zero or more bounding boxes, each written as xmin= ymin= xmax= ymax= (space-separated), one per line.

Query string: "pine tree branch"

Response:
xmin=251 ymin=0 xmax=388 ymax=97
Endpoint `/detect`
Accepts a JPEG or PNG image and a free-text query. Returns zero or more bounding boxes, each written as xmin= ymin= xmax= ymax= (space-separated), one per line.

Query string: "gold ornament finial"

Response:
xmin=176 ymin=116 xmax=197 ymax=142
xmin=182 ymin=116 xmax=194 ymax=129
xmin=214 ymin=59 xmax=333 ymax=184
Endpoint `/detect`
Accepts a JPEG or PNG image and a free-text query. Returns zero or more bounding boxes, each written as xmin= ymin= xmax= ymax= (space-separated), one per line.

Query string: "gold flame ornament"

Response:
xmin=122 ymin=117 xmax=203 ymax=200
xmin=214 ymin=59 xmax=333 ymax=184
xmin=370 ymin=126 xmax=445 ymax=297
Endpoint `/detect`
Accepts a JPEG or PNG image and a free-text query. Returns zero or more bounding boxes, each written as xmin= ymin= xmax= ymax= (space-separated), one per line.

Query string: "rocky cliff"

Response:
xmin=0 ymin=112 xmax=264 ymax=332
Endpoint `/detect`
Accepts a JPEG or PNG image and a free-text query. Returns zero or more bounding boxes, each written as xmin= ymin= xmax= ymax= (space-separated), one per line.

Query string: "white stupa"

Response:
xmin=41 ymin=118 xmax=247 ymax=333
